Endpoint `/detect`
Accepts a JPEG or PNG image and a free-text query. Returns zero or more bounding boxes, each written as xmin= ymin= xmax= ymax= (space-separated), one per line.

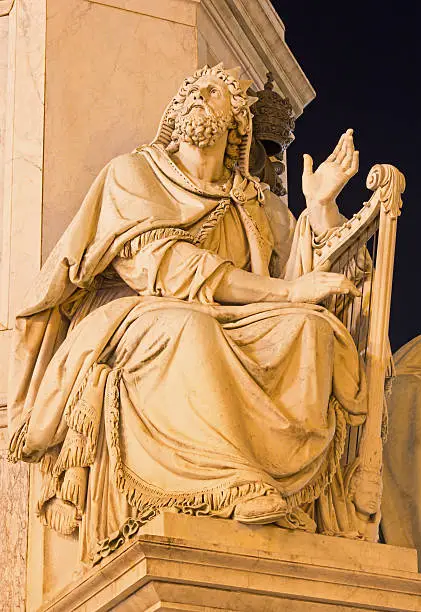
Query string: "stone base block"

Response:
xmin=40 ymin=513 xmax=421 ymax=611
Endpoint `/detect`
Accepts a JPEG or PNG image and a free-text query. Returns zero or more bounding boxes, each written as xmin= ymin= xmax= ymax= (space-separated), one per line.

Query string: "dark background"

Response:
xmin=272 ymin=1 xmax=421 ymax=352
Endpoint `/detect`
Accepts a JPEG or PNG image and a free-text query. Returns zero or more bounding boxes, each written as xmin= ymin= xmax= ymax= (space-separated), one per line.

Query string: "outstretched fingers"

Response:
xmin=336 ymin=129 xmax=353 ymax=164
xmin=340 ymin=130 xmax=354 ymax=167
xmin=327 ymin=132 xmax=346 ymax=162
xmin=303 ymin=153 xmax=314 ymax=176
xmin=345 ymin=150 xmax=359 ymax=177
xmin=327 ymin=128 xmax=356 ymax=169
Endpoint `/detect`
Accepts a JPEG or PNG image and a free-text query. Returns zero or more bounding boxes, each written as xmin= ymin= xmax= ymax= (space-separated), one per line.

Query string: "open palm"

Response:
xmin=302 ymin=128 xmax=359 ymax=205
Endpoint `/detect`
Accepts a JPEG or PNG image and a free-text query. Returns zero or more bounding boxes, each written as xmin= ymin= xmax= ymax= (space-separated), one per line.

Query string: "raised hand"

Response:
xmin=302 ymin=128 xmax=359 ymax=206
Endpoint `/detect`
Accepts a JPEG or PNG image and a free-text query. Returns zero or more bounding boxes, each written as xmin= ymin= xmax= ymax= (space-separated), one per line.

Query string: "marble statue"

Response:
xmin=382 ymin=335 xmax=421 ymax=552
xmin=8 ymin=64 xmax=367 ymax=565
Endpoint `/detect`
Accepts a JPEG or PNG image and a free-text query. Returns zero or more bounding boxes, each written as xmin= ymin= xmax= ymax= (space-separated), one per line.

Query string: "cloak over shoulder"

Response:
xmin=9 ymin=144 xmax=294 ymax=434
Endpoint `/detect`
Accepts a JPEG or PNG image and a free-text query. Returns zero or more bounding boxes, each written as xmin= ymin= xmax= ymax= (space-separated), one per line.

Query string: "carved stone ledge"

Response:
xmin=39 ymin=513 xmax=420 ymax=612
xmin=0 ymin=0 xmax=14 ymax=17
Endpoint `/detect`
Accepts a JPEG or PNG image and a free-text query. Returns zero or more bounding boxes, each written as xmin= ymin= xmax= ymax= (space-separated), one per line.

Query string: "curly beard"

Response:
xmin=171 ymin=105 xmax=233 ymax=148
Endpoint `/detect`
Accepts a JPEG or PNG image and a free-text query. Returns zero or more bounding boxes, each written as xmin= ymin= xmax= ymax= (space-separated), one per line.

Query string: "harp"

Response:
xmin=313 ymin=164 xmax=405 ymax=541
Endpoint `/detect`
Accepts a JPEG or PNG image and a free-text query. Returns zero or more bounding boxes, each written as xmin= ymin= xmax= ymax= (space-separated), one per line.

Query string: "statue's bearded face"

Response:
xmin=173 ymin=75 xmax=234 ymax=148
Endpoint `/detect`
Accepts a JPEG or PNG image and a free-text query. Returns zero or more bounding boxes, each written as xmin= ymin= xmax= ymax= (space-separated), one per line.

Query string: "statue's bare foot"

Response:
xmin=233 ymin=493 xmax=288 ymax=524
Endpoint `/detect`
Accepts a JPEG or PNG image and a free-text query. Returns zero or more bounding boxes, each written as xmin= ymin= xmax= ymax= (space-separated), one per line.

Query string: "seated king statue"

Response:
xmin=8 ymin=64 xmax=367 ymax=566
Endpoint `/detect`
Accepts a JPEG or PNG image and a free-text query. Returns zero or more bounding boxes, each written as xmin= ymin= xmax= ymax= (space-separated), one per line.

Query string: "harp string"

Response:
xmin=326 ymin=219 xmax=380 ymax=463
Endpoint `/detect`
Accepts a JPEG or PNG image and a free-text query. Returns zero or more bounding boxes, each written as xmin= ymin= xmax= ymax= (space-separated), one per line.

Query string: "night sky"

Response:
xmin=272 ymin=2 xmax=421 ymax=352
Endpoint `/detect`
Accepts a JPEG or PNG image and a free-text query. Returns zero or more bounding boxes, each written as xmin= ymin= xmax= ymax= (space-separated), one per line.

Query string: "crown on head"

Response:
xmin=190 ymin=63 xmax=258 ymax=107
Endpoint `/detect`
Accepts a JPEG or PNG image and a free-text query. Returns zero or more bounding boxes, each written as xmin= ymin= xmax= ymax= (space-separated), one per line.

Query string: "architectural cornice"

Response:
xmin=200 ymin=0 xmax=315 ymax=116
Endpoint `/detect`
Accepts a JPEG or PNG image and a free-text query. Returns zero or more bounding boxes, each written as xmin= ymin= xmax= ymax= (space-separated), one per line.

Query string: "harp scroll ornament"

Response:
xmin=366 ymin=163 xmax=405 ymax=218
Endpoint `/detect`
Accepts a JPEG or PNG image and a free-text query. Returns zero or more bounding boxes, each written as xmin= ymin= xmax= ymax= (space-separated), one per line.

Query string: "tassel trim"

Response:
xmin=194 ymin=199 xmax=231 ymax=246
xmin=63 ymin=364 xmax=96 ymax=426
xmin=119 ymin=200 xmax=232 ymax=261
xmin=53 ymin=429 xmax=95 ymax=476
xmin=65 ymin=398 xmax=99 ymax=443
xmin=39 ymin=499 xmax=79 ymax=536
xmin=37 ymin=473 xmax=60 ymax=514
xmin=120 ymin=227 xmax=195 ymax=259
xmin=59 ymin=467 xmax=88 ymax=517
xmin=116 ymin=469 xmax=273 ymax=517
xmin=8 ymin=417 xmax=30 ymax=463
xmin=40 ymin=446 xmax=60 ymax=474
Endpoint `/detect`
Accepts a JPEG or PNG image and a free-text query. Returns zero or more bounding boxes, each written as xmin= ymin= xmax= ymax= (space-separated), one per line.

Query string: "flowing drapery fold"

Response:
xmin=8 ymin=144 xmax=367 ymax=564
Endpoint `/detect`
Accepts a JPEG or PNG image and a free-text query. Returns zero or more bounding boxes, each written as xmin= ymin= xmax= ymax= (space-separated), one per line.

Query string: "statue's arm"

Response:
xmin=112 ymin=235 xmax=359 ymax=306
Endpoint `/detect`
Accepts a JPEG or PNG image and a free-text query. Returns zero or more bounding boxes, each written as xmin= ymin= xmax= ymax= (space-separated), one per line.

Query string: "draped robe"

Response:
xmin=8 ymin=144 xmax=367 ymax=564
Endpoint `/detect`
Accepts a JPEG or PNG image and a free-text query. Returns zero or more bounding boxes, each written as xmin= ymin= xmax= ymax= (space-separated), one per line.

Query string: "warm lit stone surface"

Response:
xmin=0 ymin=449 xmax=28 ymax=612
xmin=87 ymin=0 xmax=200 ymax=26
xmin=41 ymin=0 xmax=198 ymax=260
xmin=39 ymin=513 xmax=421 ymax=612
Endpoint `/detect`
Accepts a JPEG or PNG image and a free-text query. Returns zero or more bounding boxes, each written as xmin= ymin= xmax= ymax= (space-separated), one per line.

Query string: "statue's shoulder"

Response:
xmin=263 ymin=189 xmax=296 ymax=229
xmin=107 ymin=150 xmax=154 ymax=191
xmin=109 ymin=150 xmax=149 ymax=173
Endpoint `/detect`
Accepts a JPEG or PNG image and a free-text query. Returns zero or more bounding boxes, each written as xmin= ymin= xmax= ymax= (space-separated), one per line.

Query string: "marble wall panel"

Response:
xmin=87 ymin=0 xmax=199 ymax=27
xmin=0 ymin=16 xmax=8 ymax=293
xmin=0 ymin=0 xmax=46 ymax=328
xmin=41 ymin=0 xmax=198 ymax=260
xmin=0 ymin=450 xmax=28 ymax=612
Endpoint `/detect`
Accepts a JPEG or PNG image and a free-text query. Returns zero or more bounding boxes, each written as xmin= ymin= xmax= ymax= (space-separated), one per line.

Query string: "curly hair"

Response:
xmin=166 ymin=64 xmax=251 ymax=170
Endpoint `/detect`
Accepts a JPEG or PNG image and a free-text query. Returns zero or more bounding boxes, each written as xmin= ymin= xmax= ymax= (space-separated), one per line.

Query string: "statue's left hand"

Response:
xmin=302 ymin=128 xmax=359 ymax=206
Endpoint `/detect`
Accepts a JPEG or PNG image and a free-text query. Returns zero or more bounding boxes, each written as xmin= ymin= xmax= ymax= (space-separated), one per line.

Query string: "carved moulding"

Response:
xmin=0 ymin=0 xmax=14 ymax=16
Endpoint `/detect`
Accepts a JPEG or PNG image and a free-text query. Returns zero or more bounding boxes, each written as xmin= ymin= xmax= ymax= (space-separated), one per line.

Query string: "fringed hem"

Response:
xmin=39 ymin=499 xmax=79 ymax=536
xmin=8 ymin=417 xmax=30 ymax=463
xmin=116 ymin=467 xmax=273 ymax=518
xmin=37 ymin=473 xmax=60 ymax=513
xmin=120 ymin=227 xmax=196 ymax=259
xmin=40 ymin=446 xmax=60 ymax=473
xmin=118 ymin=201 xmax=232 ymax=262
xmin=64 ymin=364 xmax=96 ymax=428
xmin=194 ymin=200 xmax=231 ymax=246
xmin=66 ymin=399 xmax=99 ymax=441
xmin=64 ymin=364 xmax=105 ymax=448
xmin=104 ymin=369 xmax=348 ymax=520
xmin=104 ymin=368 xmax=276 ymax=517
xmin=60 ymin=467 xmax=89 ymax=516
xmin=53 ymin=429 xmax=95 ymax=476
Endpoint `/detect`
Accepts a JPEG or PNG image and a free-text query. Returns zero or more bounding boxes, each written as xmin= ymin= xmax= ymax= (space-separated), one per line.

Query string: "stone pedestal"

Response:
xmin=39 ymin=513 xmax=421 ymax=612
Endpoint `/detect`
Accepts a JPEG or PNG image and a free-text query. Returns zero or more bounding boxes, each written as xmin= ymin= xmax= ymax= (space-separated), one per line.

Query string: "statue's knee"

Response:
xmin=184 ymin=309 xmax=220 ymax=336
xmin=301 ymin=313 xmax=332 ymax=338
